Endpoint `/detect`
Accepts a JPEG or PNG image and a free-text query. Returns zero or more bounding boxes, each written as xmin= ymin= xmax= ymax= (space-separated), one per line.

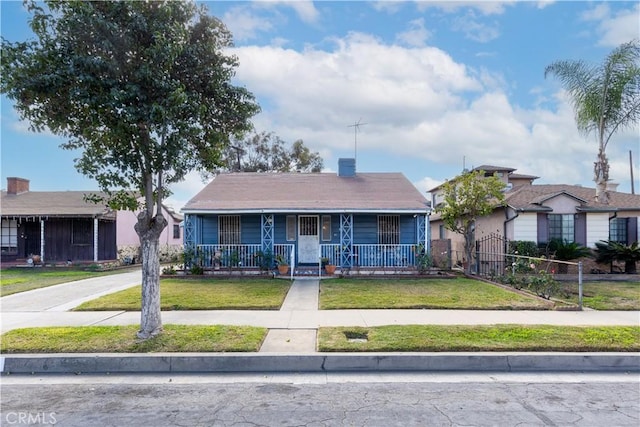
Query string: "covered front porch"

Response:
xmin=183 ymin=212 xmax=430 ymax=275
xmin=192 ymin=243 xmax=425 ymax=270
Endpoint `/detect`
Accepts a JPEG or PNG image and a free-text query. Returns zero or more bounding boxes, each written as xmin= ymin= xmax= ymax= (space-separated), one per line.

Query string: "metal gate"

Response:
xmin=475 ymin=233 xmax=509 ymax=276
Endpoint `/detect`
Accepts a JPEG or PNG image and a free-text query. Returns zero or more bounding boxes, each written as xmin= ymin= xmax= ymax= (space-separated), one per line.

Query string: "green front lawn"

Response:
xmin=74 ymin=278 xmax=291 ymax=311
xmin=0 ymin=267 xmax=140 ymax=296
xmin=320 ymin=278 xmax=554 ymax=310
xmin=559 ymin=281 xmax=640 ymax=310
xmin=0 ymin=325 xmax=267 ymax=353
xmin=318 ymin=325 xmax=640 ymax=352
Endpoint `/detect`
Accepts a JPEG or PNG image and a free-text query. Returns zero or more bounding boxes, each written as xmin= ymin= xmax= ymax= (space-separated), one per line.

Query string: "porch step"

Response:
xmin=293 ymin=267 xmax=325 ymax=276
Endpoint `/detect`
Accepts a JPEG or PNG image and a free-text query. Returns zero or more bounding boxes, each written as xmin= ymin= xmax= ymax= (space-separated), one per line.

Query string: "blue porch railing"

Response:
xmin=196 ymin=244 xmax=295 ymax=269
xmin=321 ymin=244 xmax=418 ymax=267
xmin=351 ymin=244 xmax=417 ymax=267
xmin=195 ymin=243 xmax=418 ymax=269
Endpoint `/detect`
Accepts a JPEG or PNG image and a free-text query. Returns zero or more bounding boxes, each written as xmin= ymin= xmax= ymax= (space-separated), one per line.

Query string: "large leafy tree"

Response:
xmin=1 ymin=1 xmax=260 ymax=339
xmin=220 ymin=131 xmax=323 ymax=172
xmin=545 ymin=40 xmax=640 ymax=204
xmin=435 ymin=170 xmax=506 ymax=274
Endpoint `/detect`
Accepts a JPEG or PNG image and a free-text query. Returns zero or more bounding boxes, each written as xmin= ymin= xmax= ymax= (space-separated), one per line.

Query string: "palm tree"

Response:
xmin=545 ymin=40 xmax=640 ymax=204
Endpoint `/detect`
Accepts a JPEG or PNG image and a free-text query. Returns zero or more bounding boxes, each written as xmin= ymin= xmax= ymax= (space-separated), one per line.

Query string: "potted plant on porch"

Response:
xmin=321 ymin=257 xmax=337 ymax=275
xmin=275 ymin=255 xmax=289 ymax=275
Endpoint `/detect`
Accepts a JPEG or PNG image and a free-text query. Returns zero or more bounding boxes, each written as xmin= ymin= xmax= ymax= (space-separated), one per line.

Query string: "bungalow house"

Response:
xmin=429 ymin=165 xmax=640 ymax=265
xmin=1 ymin=177 xmax=117 ymax=264
xmin=181 ymin=159 xmax=430 ymax=273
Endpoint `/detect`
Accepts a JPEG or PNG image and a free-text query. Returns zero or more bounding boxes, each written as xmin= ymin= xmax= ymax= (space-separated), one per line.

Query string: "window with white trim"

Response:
xmin=378 ymin=215 xmax=400 ymax=244
xmin=219 ymin=215 xmax=240 ymax=244
xmin=1 ymin=219 xmax=18 ymax=254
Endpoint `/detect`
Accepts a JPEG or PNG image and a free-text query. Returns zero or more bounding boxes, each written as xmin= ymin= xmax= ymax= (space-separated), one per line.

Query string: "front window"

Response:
xmin=1 ymin=219 xmax=18 ymax=254
xmin=610 ymin=218 xmax=628 ymax=243
xmin=173 ymin=224 xmax=180 ymax=239
xmin=219 ymin=215 xmax=240 ymax=244
xmin=378 ymin=215 xmax=399 ymax=244
xmin=548 ymin=214 xmax=574 ymax=243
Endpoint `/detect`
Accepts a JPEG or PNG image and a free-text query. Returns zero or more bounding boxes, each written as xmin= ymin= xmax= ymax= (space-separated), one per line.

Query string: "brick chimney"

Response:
xmin=7 ymin=177 xmax=30 ymax=195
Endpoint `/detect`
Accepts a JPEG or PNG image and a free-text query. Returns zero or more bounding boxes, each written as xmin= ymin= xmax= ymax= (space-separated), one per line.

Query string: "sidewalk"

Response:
xmin=1 ymin=273 xmax=639 ymax=374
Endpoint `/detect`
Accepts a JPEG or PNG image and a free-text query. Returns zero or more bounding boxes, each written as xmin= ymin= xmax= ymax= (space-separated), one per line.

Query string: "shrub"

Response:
xmin=190 ymin=264 xmax=204 ymax=275
xmin=548 ymin=239 xmax=592 ymax=261
xmin=162 ymin=265 xmax=176 ymax=275
xmin=527 ymin=270 xmax=560 ymax=300
xmin=594 ymin=240 xmax=640 ymax=274
xmin=508 ymin=241 xmax=540 ymax=257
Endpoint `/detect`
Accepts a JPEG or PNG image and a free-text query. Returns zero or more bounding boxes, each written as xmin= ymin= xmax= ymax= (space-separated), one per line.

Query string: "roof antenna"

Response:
xmin=347 ymin=118 xmax=367 ymax=161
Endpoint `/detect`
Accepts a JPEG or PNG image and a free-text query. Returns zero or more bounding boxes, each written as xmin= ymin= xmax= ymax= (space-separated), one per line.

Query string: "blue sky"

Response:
xmin=1 ymin=1 xmax=639 ymax=210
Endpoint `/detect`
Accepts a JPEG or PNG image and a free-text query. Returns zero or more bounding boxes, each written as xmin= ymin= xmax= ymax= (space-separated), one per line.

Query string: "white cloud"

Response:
xmin=535 ymin=1 xmax=555 ymax=9
xmin=414 ymin=176 xmax=443 ymax=195
xmin=213 ymin=30 xmax=640 ymax=203
xmin=396 ymin=18 xmax=432 ymax=47
xmin=285 ymin=0 xmax=320 ymax=24
xmin=371 ymin=1 xmax=404 ymax=14
xmin=581 ymin=3 xmax=640 ymax=47
xmin=416 ymin=1 xmax=515 ymax=16
xmin=452 ymin=12 xmax=501 ymax=43
xmin=167 ymin=170 xmax=213 ymax=211
xmin=221 ymin=5 xmax=274 ymax=42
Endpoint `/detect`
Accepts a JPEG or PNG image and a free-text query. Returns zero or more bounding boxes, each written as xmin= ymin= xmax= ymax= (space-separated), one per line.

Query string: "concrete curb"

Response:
xmin=2 ymin=353 xmax=638 ymax=374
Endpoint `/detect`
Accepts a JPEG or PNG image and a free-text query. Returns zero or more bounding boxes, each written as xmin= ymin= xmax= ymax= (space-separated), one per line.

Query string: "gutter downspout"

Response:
xmin=504 ymin=206 xmax=519 ymax=241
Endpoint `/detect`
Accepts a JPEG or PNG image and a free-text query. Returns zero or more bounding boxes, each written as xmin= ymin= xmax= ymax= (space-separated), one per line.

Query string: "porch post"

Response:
xmin=183 ymin=214 xmax=195 ymax=248
xmin=93 ymin=217 xmax=99 ymax=262
xmin=40 ymin=219 xmax=45 ymax=263
xmin=426 ymin=211 xmax=432 ymax=256
xmin=340 ymin=214 xmax=353 ymax=268
xmin=417 ymin=214 xmax=426 ymax=248
xmin=261 ymin=214 xmax=274 ymax=253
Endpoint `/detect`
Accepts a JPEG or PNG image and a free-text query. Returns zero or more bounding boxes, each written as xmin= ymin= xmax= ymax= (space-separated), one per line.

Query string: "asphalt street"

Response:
xmin=1 ymin=372 xmax=638 ymax=426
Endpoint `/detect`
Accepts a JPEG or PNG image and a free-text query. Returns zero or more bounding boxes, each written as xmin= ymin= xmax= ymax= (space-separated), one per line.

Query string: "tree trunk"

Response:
xmin=594 ymin=149 xmax=610 ymax=204
xmin=135 ymin=212 xmax=168 ymax=339
xmin=464 ymin=227 xmax=475 ymax=275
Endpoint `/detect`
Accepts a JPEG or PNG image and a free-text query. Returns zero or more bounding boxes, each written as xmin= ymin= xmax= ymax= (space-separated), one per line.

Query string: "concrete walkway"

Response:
xmin=0 ymin=272 xmax=640 ymax=372
xmin=261 ymin=278 xmax=319 ymax=353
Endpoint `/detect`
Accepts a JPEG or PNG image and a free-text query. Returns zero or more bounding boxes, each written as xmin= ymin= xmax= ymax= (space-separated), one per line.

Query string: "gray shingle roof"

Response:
xmin=1 ymin=191 xmax=114 ymax=218
xmin=182 ymin=172 xmax=429 ymax=213
xmin=505 ymin=184 xmax=640 ymax=212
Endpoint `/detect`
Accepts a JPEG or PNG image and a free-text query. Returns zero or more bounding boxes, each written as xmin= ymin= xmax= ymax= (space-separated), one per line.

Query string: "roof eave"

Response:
xmin=181 ymin=208 xmax=430 ymax=215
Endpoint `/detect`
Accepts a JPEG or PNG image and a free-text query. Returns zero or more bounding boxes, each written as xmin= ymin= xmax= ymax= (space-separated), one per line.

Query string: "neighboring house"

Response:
xmin=181 ymin=159 xmax=430 ymax=272
xmin=429 ymin=165 xmax=640 ymax=261
xmin=116 ymin=202 xmax=183 ymax=262
xmin=1 ymin=177 xmax=117 ymax=263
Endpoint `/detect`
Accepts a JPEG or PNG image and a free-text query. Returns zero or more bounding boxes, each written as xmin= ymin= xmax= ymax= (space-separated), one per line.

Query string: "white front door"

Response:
xmin=298 ymin=216 xmax=319 ymax=263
